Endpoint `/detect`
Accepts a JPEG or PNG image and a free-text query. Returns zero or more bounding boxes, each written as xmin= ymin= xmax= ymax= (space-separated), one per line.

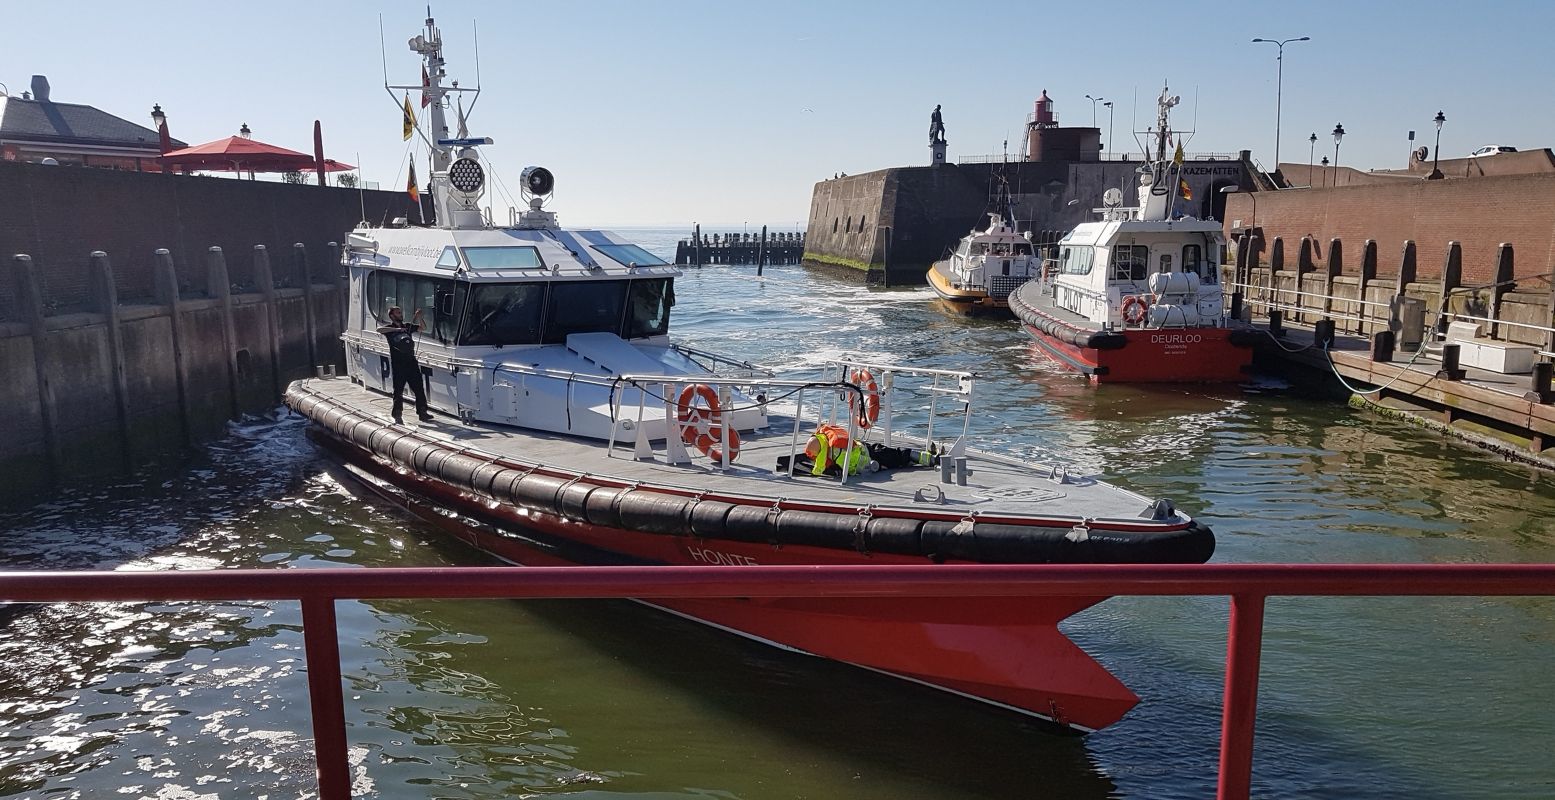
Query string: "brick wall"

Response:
xmin=0 ymin=161 xmax=421 ymax=314
xmin=1224 ymin=173 xmax=1555 ymax=285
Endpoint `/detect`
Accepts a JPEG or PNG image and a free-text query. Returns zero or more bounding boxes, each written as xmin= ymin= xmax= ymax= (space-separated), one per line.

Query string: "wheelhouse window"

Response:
xmin=366 ymin=270 xmax=461 ymax=344
xmin=462 ymin=246 xmax=544 ymax=270
xmin=591 ymin=243 xmax=669 ymax=268
xmin=543 ymin=280 xmax=628 ymax=344
xmin=1110 ymin=245 xmax=1148 ymax=280
xmin=1060 ymin=245 xmax=1095 ymax=275
xmin=435 ymin=246 xmax=461 ymax=270
xmin=623 ymin=278 xmax=675 ymax=339
xmin=460 ymin=283 xmax=546 ymax=346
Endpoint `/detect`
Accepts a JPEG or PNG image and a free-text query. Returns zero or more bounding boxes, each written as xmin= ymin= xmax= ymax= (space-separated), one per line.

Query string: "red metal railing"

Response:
xmin=4 ymin=563 xmax=1554 ymax=800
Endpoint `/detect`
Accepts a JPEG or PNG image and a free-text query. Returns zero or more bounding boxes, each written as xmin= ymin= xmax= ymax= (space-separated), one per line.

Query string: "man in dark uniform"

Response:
xmin=377 ymin=306 xmax=434 ymax=424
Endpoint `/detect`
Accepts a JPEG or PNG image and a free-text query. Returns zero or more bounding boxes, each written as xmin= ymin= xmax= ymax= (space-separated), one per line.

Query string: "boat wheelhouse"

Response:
xmin=287 ymin=18 xmax=1217 ymax=735
xmin=1010 ymin=86 xmax=1257 ymax=382
xmin=926 ymin=213 xmax=1041 ymax=315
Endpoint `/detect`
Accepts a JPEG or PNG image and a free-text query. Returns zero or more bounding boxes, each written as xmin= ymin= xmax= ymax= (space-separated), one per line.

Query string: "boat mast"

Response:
xmin=402 ymin=11 xmax=492 ymax=230
xmin=1139 ymin=84 xmax=1180 ymax=222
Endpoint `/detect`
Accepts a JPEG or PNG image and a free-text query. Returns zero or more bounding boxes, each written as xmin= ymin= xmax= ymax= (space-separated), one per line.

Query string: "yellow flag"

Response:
xmin=402 ymin=92 xmax=416 ymax=141
xmin=1172 ymin=141 xmax=1185 ymax=166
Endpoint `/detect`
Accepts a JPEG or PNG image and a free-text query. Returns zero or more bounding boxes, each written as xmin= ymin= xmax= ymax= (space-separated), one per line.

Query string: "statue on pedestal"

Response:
xmin=929 ymin=104 xmax=946 ymax=145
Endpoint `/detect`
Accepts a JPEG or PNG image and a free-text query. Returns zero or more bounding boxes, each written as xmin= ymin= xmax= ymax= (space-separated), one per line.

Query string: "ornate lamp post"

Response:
xmin=239 ymin=123 xmax=252 ymax=139
xmin=1308 ymin=132 xmax=1317 ymax=185
xmin=1429 ymin=111 xmax=1446 ymax=180
xmin=1331 ymin=123 xmax=1345 ymax=176
xmin=1251 ymin=36 xmax=1310 ymax=168
xmin=150 ymin=104 xmax=166 ymax=129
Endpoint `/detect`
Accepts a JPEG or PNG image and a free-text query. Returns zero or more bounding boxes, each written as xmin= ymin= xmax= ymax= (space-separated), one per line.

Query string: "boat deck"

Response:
xmin=293 ymin=378 xmax=1178 ymax=526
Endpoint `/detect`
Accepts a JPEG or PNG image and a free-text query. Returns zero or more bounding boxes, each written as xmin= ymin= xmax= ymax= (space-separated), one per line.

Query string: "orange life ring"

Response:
xmin=847 ymin=368 xmax=881 ymax=429
xmin=1120 ymin=294 xmax=1151 ymax=326
xmin=676 ymin=383 xmax=740 ymax=462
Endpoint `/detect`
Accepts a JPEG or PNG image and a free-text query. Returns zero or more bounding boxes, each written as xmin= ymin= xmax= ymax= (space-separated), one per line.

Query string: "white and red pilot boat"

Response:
xmin=1009 ymin=86 xmax=1257 ymax=382
xmin=286 ymin=20 xmax=1215 ymax=734
xmin=926 ymin=212 xmax=1041 ymax=316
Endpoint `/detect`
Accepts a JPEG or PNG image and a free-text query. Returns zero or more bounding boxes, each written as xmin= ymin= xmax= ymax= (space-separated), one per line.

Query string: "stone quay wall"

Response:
xmin=0 ymin=162 xmax=419 ymax=506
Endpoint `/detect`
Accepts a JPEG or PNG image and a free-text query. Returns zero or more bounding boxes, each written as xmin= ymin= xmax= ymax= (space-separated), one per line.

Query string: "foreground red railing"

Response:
xmin=4 ymin=563 xmax=1554 ymax=800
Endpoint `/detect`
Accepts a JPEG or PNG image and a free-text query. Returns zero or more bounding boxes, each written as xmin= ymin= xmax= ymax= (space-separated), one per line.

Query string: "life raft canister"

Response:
xmin=676 ymin=383 xmax=741 ymax=463
xmin=804 ymin=423 xmax=868 ymax=476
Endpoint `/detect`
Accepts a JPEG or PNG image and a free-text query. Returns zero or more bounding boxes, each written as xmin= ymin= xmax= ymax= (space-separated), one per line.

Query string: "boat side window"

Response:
xmin=593 ymin=243 xmax=669 ymax=268
xmin=435 ymin=246 xmax=461 ymax=270
xmin=460 ymin=283 xmax=547 ymax=346
xmin=1110 ymin=245 xmax=1147 ymax=280
xmin=367 ymin=271 xmax=459 ymax=342
xmin=543 ymin=280 xmax=628 ymax=344
xmin=622 ymin=278 xmax=675 ymax=339
xmin=1061 ymin=246 xmax=1094 ymax=275
xmin=1182 ymin=244 xmax=1210 ymax=281
xmin=1013 ymin=242 xmax=1032 ymax=256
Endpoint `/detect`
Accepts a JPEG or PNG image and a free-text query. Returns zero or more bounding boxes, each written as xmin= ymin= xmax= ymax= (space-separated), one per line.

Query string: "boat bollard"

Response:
xmin=316 ymin=365 xmax=326 ymax=378
xmin=954 ymin=457 xmax=969 ymax=486
xmin=1525 ymin=362 xmax=1553 ymax=403
xmin=1314 ymin=319 xmax=1336 ymax=348
xmin=1435 ymin=343 xmax=1466 ymax=381
xmin=1370 ymin=330 xmax=1395 ymax=363
xmin=325 ymin=364 xmax=337 ymax=379
xmin=1268 ymin=309 xmax=1283 ymax=338
xmin=940 ymin=458 xmax=953 ymax=484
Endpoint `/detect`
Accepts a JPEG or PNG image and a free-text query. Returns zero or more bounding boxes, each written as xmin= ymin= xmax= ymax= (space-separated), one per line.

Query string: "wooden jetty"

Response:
xmin=1227 ymin=234 xmax=1555 ymax=467
xmin=674 ymin=225 xmax=805 ymax=267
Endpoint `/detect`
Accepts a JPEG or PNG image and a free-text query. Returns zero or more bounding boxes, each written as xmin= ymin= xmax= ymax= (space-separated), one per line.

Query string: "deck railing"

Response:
xmin=3 ymin=563 xmax=1553 ymax=800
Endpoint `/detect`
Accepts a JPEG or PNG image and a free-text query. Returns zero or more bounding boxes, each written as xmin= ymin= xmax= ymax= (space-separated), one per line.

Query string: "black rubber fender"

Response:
xmin=616 ymin=491 xmax=694 ymax=536
xmin=688 ymin=499 xmax=736 ymax=539
xmin=775 ymin=509 xmax=860 ymax=549
xmin=722 ymin=503 xmax=778 ymax=543
xmin=861 ymin=516 xmax=925 ymax=556
xmin=510 ymin=473 xmax=571 ymax=515
xmin=558 ymin=481 xmax=597 ymax=521
xmin=582 ymin=486 xmax=626 ymax=529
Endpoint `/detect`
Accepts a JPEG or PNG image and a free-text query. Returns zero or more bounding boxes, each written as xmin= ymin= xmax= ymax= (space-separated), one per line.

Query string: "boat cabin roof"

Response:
xmin=349 ymin=226 xmax=681 ymax=283
xmin=1060 ymin=218 xmax=1224 ymax=248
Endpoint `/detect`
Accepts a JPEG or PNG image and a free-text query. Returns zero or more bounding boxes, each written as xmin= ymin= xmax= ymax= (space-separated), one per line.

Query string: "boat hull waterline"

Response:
xmin=927 ymin=260 xmax=1016 ymax=316
xmin=288 ymin=386 xmax=1221 ymax=732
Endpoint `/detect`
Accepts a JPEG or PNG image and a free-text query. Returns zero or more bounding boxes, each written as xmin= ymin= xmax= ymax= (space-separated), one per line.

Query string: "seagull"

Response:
xmin=802 ymin=107 xmax=814 ymax=113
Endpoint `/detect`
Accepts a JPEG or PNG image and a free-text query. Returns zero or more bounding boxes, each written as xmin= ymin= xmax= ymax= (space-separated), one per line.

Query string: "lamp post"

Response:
xmin=1331 ymin=123 xmax=1345 ymax=179
xmin=1251 ymin=36 xmax=1310 ymax=169
xmin=150 ymin=104 xmax=166 ymax=129
xmin=1084 ymin=94 xmax=1104 ymax=128
xmin=1307 ymin=132 xmax=1317 ymax=186
xmin=1104 ymin=101 xmax=1114 ymax=159
xmin=1429 ymin=111 xmax=1446 ymax=180
xmin=239 ymin=123 xmax=252 ymax=139
xmin=1320 ymin=156 xmax=1329 ymax=187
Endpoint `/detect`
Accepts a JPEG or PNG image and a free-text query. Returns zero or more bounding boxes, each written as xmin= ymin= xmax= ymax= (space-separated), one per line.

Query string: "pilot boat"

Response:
xmin=1009 ymin=86 xmax=1257 ymax=382
xmin=925 ymin=212 xmax=1041 ymax=315
xmin=286 ymin=18 xmax=1216 ymax=734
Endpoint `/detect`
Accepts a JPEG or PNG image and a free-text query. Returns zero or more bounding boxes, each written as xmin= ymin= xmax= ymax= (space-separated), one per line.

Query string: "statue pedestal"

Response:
xmin=930 ymin=140 xmax=947 ymax=167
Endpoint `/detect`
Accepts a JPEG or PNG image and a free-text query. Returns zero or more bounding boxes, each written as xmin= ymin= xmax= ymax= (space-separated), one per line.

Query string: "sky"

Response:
xmin=5 ymin=0 xmax=1553 ymax=227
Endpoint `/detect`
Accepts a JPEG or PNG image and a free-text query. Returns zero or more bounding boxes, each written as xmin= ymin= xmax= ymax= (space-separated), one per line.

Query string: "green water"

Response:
xmin=3 ymin=230 xmax=1555 ymax=798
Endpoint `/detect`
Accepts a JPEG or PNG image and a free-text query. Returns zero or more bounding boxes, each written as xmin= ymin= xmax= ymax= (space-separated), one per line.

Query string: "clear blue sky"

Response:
xmin=6 ymin=0 xmax=1551 ymax=227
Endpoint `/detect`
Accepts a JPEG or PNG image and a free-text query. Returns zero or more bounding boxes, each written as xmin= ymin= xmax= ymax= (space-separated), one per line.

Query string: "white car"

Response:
xmin=1469 ymin=145 xmax=1517 ymax=157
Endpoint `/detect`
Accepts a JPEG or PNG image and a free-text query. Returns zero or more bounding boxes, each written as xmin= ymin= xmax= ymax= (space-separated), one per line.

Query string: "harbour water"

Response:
xmin=4 ymin=228 xmax=1555 ymax=799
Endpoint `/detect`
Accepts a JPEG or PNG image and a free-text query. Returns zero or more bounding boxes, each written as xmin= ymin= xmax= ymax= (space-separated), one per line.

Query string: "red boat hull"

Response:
xmin=1023 ymin=323 xmax=1253 ymax=383
xmin=313 ymin=429 xmax=1141 ymax=732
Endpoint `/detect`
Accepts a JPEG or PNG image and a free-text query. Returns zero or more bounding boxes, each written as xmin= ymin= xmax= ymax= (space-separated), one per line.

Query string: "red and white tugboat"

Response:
xmin=286 ymin=21 xmax=1216 ymax=734
xmin=1010 ymin=86 xmax=1257 ymax=382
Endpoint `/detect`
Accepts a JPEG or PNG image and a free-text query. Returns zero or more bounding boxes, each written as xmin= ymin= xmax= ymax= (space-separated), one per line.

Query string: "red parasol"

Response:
xmin=160 ymin=135 xmax=350 ymax=174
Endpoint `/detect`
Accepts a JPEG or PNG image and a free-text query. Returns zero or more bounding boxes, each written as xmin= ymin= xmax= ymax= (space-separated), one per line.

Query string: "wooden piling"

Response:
xmin=694 ymin=224 xmax=702 ymax=267
xmin=13 ymin=254 xmax=62 ymax=484
xmin=89 ymin=251 xmax=133 ymax=472
xmin=208 ymin=246 xmax=241 ymax=418
xmin=296 ymin=243 xmax=319 ymax=370
xmin=253 ymin=245 xmax=283 ymax=403
xmin=757 ymin=225 xmax=767 ymax=276
xmin=1437 ymin=242 xmax=1462 ymax=335
xmin=1489 ymin=243 xmax=1513 ymax=340
xmin=153 ymin=248 xmax=193 ymax=448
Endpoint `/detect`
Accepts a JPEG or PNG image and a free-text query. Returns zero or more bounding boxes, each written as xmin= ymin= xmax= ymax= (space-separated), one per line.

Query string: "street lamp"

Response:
xmin=239 ymin=123 xmax=252 ymax=139
xmin=1331 ymin=123 xmax=1345 ymax=177
xmin=1084 ymin=94 xmax=1104 ymax=128
xmin=1429 ymin=111 xmax=1446 ymax=180
xmin=1251 ymin=36 xmax=1310 ymax=169
xmin=1307 ymin=132 xmax=1317 ymax=184
xmin=1104 ymin=101 xmax=1114 ymax=158
xmin=150 ymin=104 xmax=166 ymax=129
